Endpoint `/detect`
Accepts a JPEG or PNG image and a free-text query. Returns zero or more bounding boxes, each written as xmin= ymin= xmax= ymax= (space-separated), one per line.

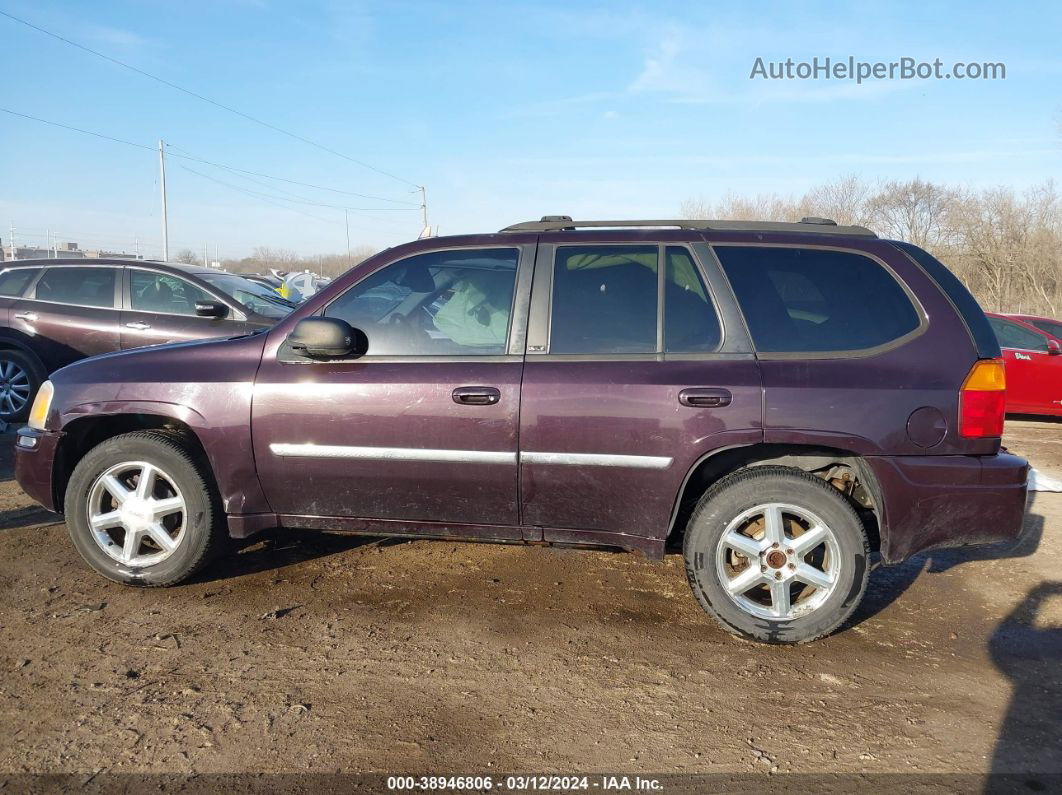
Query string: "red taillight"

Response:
xmin=959 ymin=359 xmax=1006 ymax=438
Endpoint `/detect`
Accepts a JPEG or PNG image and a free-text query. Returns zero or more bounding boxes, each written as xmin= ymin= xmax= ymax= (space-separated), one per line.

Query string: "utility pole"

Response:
xmin=158 ymin=139 xmax=169 ymax=261
xmin=419 ymin=185 xmax=428 ymax=229
xmin=8 ymin=222 xmax=14 ymax=261
xmin=214 ymin=242 xmax=219 ymax=268
xmin=344 ymin=209 xmax=351 ymax=263
xmin=134 ymin=237 xmax=140 ymax=259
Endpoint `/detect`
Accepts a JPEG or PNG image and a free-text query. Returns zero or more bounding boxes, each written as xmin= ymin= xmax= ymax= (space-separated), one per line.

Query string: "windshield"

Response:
xmin=201 ymin=273 xmax=297 ymax=319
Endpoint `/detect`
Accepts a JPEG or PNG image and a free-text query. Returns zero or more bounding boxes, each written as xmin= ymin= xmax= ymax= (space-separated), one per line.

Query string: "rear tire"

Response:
xmin=0 ymin=348 xmax=44 ymax=423
xmin=683 ymin=466 xmax=869 ymax=644
xmin=64 ymin=431 xmax=226 ymax=587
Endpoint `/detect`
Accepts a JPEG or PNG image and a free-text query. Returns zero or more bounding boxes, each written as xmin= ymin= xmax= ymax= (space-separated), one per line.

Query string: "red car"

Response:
xmin=985 ymin=312 xmax=1062 ymax=416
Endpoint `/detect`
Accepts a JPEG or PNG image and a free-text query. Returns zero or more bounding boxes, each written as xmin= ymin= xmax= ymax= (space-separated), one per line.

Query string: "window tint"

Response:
xmin=549 ymin=245 xmax=658 ymax=354
xmin=715 ymin=247 xmax=921 ymax=353
xmin=1028 ymin=318 xmax=1062 ymax=339
xmin=665 ymin=247 xmax=720 ymax=352
xmin=326 ymin=248 xmax=518 ymax=355
xmin=130 ymin=270 xmax=213 ymax=316
xmin=0 ymin=268 xmax=40 ymax=297
xmin=988 ymin=317 xmax=1048 ymax=352
xmin=34 ymin=267 xmax=116 ymax=308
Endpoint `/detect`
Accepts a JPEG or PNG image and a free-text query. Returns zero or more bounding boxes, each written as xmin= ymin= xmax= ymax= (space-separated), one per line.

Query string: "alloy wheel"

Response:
xmin=715 ymin=502 xmax=842 ymax=621
xmin=0 ymin=359 xmax=32 ymax=416
xmin=86 ymin=461 xmax=187 ymax=567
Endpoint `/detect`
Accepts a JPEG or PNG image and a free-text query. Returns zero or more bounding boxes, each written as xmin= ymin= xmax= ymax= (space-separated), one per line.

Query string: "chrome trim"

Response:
xmin=269 ymin=443 xmax=516 ymax=464
xmin=268 ymin=443 xmax=673 ymax=469
xmin=520 ymin=451 xmax=673 ymax=469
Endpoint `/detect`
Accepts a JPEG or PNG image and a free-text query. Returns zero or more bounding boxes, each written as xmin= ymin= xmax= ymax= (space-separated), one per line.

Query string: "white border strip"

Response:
xmin=270 ymin=443 xmax=516 ymax=465
xmin=520 ymin=451 xmax=673 ymax=470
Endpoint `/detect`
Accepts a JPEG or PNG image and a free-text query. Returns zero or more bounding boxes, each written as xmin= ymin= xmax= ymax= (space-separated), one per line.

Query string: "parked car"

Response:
xmin=0 ymin=259 xmax=296 ymax=422
xmin=1005 ymin=313 xmax=1062 ymax=343
xmin=15 ymin=217 xmax=1028 ymax=644
xmin=985 ymin=312 xmax=1062 ymax=417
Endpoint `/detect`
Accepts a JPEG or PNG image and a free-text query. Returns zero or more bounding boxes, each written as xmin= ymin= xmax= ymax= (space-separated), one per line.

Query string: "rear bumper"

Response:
xmin=14 ymin=427 xmax=61 ymax=513
xmin=867 ymin=452 xmax=1029 ymax=564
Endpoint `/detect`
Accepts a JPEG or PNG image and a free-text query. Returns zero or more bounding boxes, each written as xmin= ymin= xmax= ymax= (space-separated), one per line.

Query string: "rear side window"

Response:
xmin=665 ymin=247 xmax=721 ymax=352
xmin=891 ymin=241 xmax=1001 ymax=359
xmin=0 ymin=268 xmax=40 ymax=297
xmin=715 ymin=246 xmax=921 ymax=353
xmin=33 ymin=267 xmax=117 ymax=308
xmin=987 ymin=316 xmax=1049 ymax=352
xmin=549 ymin=245 xmax=658 ymax=354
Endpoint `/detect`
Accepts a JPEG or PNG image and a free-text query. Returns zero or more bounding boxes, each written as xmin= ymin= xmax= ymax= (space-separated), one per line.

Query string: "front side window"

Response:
xmin=988 ymin=317 xmax=1049 ymax=352
xmin=549 ymin=245 xmax=658 ymax=354
xmin=0 ymin=267 xmax=40 ymax=297
xmin=1028 ymin=318 xmax=1062 ymax=340
xmin=130 ymin=270 xmax=213 ymax=316
xmin=715 ymin=246 xmax=921 ymax=353
xmin=326 ymin=248 xmax=519 ymax=356
xmin=33 ymin=267 xmax=116 ymax=308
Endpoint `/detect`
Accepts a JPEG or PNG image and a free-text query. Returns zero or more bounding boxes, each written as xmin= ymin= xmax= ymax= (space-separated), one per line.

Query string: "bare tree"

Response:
xmin=173 ymin=248 xmax=198 ymax=265
xmin=681 ymin=176 xmax=1062 ymax=317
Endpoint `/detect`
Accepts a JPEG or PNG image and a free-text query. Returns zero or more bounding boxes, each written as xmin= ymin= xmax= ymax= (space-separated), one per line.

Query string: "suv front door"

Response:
xmin=11 ymin=264 xmax=122 ymax=368
xmin=518 ymin=238 xmax=763 ymax=546
xmin=251 ymin=242 xmax=535 ymax=532
xmin=122 ymin=268 xmax=247 ymax=348
xmin=987 ymin=315 xmax=1061 ymax=414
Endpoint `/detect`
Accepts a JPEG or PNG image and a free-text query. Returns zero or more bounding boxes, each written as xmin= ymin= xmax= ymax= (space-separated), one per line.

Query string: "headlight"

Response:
xmin=28 ymin=380 xmax=54 ymax=431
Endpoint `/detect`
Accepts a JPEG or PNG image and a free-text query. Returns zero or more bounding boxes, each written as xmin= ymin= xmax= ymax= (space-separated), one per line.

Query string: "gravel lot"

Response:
xmin=0 ymin=419 xmax=1059 ymax=783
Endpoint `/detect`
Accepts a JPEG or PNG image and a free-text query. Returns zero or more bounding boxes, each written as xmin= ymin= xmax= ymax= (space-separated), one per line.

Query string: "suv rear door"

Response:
xmin=11 ymin=264 xmax=122 ymax=368
xmin=517 ymin=235 xmax=762 ymax=546
xmin=122 ymin=267 xmax=248 ymax=348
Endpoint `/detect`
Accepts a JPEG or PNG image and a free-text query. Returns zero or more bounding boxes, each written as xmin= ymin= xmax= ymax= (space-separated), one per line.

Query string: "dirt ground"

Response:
xmin=0 ymin=420 xmax=1059 ymax=783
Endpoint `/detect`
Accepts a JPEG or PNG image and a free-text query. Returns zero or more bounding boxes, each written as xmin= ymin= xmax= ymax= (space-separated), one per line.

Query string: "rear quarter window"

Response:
xmin=0 ymin=268 xmax=40 ymax=297
xmin=714 ymin=245 xmax=922 ymax=354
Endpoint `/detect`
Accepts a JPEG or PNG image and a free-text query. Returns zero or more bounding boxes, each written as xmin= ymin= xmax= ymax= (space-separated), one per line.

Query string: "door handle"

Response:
xmin=452 ymin=386 xmax=501 ymax=406
xmin=679 ymin=387 xmax=732 ymax=408
xmin=14 ymin=312 xmax=37 ymax=322
xmin=124 ymin=321 xmax=151 ymax=331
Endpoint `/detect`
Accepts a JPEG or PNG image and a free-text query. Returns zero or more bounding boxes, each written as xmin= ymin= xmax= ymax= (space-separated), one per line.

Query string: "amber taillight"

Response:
xmin=959 ymin=359 xmax=1006 ymax=438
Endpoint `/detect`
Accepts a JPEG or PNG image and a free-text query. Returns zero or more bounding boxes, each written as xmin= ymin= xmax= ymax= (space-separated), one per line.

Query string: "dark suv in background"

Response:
xmin=0 ymin=258 xmax=293 ymax=422
xmin=14 ymin=218 xmax=1028 ymax=643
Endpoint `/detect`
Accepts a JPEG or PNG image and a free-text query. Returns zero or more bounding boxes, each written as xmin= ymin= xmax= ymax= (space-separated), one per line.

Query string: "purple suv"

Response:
xmin=14 ymin=217 xmax=1028 ymax=643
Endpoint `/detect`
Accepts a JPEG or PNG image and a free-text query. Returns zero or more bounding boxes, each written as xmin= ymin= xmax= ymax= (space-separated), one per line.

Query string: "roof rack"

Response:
xmin=499 ymin=215 xmax=877 ymax=237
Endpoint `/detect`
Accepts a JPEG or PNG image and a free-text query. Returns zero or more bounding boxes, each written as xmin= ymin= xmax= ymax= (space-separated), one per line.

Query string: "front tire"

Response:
xmin=64 ymin=432 xmax=226 ymax=587
xmin=683 ymin=466 xmax=869 ymax=644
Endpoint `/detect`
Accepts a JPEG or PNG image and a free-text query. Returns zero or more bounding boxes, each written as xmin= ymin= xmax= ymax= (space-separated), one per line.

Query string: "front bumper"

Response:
xmin=14 ymin=427 xmax=62 ymax=513
xmin=868 ymin=451 xmax=1029 ymax=564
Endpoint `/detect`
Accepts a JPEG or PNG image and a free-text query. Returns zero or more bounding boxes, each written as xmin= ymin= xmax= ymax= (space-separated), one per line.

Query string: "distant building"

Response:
xmin=0 ymin=240 xmax=143 ymax=262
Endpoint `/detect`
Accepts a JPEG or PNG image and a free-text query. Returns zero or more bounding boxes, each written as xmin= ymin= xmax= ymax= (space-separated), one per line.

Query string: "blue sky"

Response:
xmin=1 ymin=0 xmax=1060 ymax=259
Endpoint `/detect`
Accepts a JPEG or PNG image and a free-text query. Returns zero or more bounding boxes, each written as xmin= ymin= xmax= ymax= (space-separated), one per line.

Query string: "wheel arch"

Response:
xmin=53 ymin=413 xmax=213 ymax=514
xmin=667 ymin=443 xmax=884 ymax=551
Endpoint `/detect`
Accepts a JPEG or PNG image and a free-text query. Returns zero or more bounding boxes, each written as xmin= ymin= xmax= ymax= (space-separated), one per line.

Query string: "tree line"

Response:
xmin=682 ymin=176 xmax=1061 ymax=317
xmin=173 ymin=245 xmax=378 ymax=279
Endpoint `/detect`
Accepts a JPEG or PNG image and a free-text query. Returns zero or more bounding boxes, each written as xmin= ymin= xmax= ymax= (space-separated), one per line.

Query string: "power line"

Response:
xmin=0 ymin=106 xmax=419 ymax=205
xmin=175 ymin=165 xmax=334 ymax=224
xmin=0 ymin=8 xmax=421 ymax=189
xmin=177 ymin=163 xmax=417 ymax=213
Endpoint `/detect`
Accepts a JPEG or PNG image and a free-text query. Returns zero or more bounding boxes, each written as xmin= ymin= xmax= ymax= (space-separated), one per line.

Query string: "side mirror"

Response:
xmin=287 ymin=317 xmax=361 ymax=358
xmin=195 ymin=300 xmax=229 ymax=319
xmin=1048 ymin=339 xmax=1061 ymax=356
